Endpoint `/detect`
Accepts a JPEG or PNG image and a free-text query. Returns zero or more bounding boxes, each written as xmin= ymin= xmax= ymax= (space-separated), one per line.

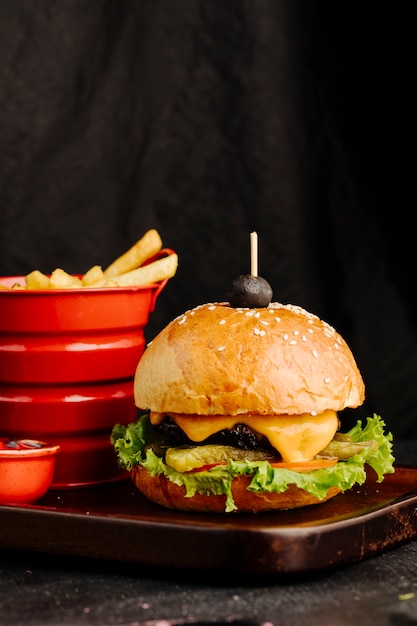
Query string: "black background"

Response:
xmin=1 ymin=1 xmax=416 ymax=437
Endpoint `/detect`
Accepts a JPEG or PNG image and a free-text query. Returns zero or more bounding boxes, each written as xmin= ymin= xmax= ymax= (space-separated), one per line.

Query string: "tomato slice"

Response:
xmin=269 ymin=458 xmax=338 ymax=471
xmin=189 ymin=462 xmax=228 ymax=473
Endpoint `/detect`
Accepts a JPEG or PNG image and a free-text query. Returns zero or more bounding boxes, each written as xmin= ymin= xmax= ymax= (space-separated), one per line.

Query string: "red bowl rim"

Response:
xmin=0 ymin=279 xmax=164 ymax=294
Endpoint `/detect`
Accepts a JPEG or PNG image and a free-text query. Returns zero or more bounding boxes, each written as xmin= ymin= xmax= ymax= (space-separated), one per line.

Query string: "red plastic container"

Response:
xmin=0 ymin=251 xmax=174 ymax=488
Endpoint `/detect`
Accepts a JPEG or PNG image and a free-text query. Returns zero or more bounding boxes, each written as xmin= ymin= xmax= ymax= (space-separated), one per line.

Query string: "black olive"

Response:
xmin=228 ymin=274 xmax=273 ymax=308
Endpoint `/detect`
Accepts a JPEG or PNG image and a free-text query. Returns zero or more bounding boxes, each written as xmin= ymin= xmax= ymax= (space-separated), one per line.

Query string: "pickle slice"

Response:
xmin=165 ymin=444 xmax=273 ymax=472
xmin=319 ymin=435 xmax=378 ymax=460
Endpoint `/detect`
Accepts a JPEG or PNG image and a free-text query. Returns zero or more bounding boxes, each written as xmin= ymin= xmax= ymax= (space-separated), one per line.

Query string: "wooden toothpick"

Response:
xmin=250 ymin=231 xmax=258 ymax=277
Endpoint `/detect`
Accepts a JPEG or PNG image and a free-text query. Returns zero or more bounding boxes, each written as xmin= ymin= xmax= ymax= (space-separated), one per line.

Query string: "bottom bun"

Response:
xmin=131 ymin=465 xmax=341 ymax=513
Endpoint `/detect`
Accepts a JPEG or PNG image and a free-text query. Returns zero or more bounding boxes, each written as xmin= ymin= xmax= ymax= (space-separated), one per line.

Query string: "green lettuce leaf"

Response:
xmin=111 ymin=413 xmax=395 ymax=513
xmin=344 ymin=415 xmax=395 ymax=481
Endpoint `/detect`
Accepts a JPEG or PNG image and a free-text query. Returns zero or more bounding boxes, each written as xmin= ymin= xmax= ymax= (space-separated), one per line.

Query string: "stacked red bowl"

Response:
xmin=0 ymin=266 xmax=172 ymax=488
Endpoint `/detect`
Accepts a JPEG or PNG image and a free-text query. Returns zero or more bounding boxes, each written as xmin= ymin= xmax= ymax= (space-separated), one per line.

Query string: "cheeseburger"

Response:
xmin=111 ymin=300 xmax=394 ymax=513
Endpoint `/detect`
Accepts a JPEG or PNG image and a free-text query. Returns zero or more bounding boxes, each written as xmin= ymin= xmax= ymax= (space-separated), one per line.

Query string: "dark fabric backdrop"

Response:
xmin=1 ymin=1 xmax=416 ymax=437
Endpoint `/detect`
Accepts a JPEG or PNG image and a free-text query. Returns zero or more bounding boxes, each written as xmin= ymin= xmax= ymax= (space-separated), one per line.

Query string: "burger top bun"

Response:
xmin=134 ymin=302 xmax=365 ymax=417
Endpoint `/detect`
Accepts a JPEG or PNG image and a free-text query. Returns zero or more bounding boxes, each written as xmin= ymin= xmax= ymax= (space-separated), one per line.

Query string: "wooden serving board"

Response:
xmin=1 ymin=465 xmax=416 ymax=575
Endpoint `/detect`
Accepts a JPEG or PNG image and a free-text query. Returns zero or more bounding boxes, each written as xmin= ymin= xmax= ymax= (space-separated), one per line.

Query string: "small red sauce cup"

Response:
xmin=0 ymin=440 xmax=60 ymax=504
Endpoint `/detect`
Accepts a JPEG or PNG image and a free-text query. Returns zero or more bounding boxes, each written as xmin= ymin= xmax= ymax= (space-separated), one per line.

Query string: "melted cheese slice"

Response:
xmin=150 ymin=410 xmax=339 ymax=463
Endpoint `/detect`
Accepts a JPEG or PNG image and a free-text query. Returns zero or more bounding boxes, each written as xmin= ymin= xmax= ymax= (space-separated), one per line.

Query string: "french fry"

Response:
xmin=48 ymin=268 xmax=83 ymax=289
xmin=0 ymin=282 xmax=25 ymax=290
xmin=25 ymin=270 xmax=50 ymax=290
xmin=3 ymin=229 xmax=175 ymax=291
xmin=95 ymin=253 xmax=178 ymax=288
xmin=82 ymin=265 xmax=104 ymax=286
xmin=103 ymin=229 xmax=162 ymax=278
